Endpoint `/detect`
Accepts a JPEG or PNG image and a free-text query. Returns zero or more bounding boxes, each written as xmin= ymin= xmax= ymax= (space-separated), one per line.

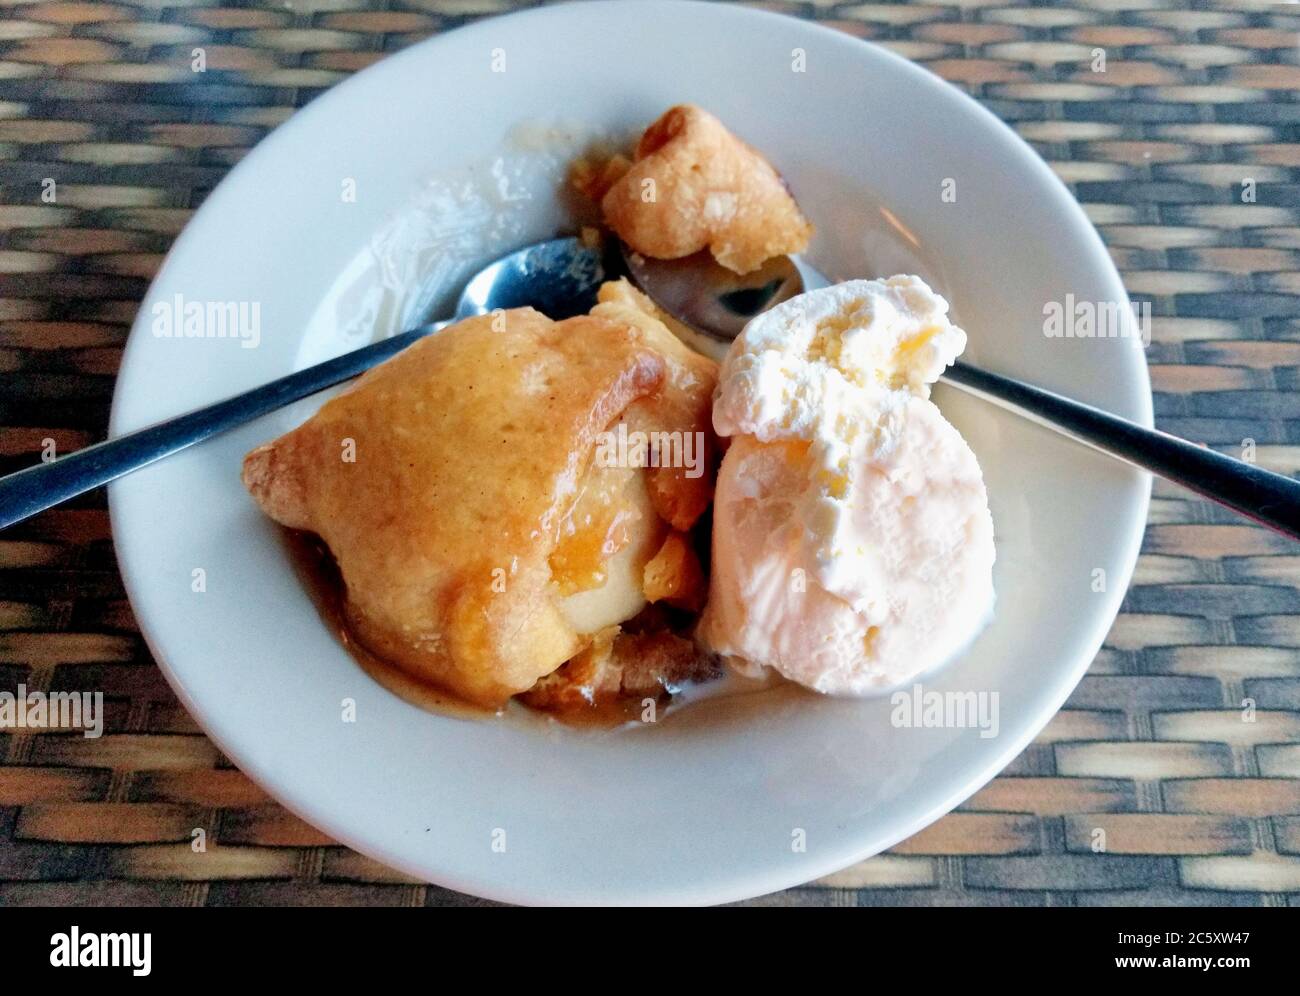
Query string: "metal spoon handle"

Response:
xmin=0 ymin=325 xmax=440 ymax=532
xmin=943 ymin=359 xmax=1300 ymax=541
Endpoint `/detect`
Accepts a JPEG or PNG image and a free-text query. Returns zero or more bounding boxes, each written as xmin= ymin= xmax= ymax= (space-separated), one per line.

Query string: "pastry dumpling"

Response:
xmin=244 ymin=304 xmax=716 ymax=707
xmin=598 ymin=105 xmax=813 ymax=274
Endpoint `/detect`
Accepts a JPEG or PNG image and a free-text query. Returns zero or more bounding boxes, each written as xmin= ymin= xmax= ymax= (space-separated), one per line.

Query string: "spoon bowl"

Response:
xmin=620 ymin=245 xmax=809 ymax=342
xmin=456 ymin=236 xmax=616 ymax=322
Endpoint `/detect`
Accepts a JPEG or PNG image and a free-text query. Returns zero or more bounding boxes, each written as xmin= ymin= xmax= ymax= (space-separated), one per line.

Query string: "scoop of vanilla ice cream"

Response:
xmin=700 ymin=276 xmax=995 ymax=695
xmin=712 ymin=275 xmax=966 ymax=441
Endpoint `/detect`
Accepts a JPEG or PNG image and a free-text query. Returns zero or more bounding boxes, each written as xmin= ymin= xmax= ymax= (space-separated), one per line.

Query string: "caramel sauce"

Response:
xmin=541 ymin=690 xmax=656 ymax=729
xmin=284 ymin=530 xmax=496 ymax=723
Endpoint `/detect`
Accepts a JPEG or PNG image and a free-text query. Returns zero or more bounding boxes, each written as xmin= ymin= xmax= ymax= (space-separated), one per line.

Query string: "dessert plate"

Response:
xmin=109 ymin=0 xmax=1151 ymax=905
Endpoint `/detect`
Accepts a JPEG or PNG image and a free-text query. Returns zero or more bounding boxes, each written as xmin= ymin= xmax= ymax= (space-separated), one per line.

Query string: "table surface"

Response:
xmin=1 ymin=0 xmax=1299 ymax=907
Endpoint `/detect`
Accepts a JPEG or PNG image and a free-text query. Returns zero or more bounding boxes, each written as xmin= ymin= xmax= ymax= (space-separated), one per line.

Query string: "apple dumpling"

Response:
xmin=243 ymin=301 xmax=717 ymax=709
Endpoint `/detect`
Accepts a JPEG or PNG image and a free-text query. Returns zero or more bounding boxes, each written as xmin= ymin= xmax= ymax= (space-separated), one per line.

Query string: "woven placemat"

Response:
xmin=1 ymin=0 xmax=1298 ymax=907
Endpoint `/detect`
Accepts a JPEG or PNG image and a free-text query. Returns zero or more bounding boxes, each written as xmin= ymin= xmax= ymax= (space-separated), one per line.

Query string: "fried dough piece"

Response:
xmin=600 ymin=105 xmax=813 ymax=274
xmin=243 ymin=309 xmax=668 ymax=707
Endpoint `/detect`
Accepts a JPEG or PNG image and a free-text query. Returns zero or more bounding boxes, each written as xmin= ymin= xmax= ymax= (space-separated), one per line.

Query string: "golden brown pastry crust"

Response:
xmin=243 ymin=308 xmax=667 ymax=707
xmin=600 ymin=105 xmax=813 ymax=274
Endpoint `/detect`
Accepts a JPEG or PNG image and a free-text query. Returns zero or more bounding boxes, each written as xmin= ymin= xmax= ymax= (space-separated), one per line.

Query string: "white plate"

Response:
xmin=110 ymin=0 xmax=1151 ymax=905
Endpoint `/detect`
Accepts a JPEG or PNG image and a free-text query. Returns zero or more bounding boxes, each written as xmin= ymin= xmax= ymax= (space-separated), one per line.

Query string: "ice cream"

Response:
xmin=699 ymin=276 xmax=995 ymax=694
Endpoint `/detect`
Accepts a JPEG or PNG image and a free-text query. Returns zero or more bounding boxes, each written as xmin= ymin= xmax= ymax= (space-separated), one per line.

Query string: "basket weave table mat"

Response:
xmin=1 ymin=0 xmax=1298 ymax=907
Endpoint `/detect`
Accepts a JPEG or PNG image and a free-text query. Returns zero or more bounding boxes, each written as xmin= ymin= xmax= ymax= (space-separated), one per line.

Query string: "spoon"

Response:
xmin=0 ymin=237 xmax=617 ymax=532
xmin=623 ymin=246 xmax=1300 ymax=542
xmin=4 ymin=234 xmax=1298 ymax=542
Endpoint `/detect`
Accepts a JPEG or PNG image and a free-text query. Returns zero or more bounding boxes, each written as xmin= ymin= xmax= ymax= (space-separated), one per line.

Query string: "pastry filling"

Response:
xmin=552 ymin=433 xmax=667 ymax=633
